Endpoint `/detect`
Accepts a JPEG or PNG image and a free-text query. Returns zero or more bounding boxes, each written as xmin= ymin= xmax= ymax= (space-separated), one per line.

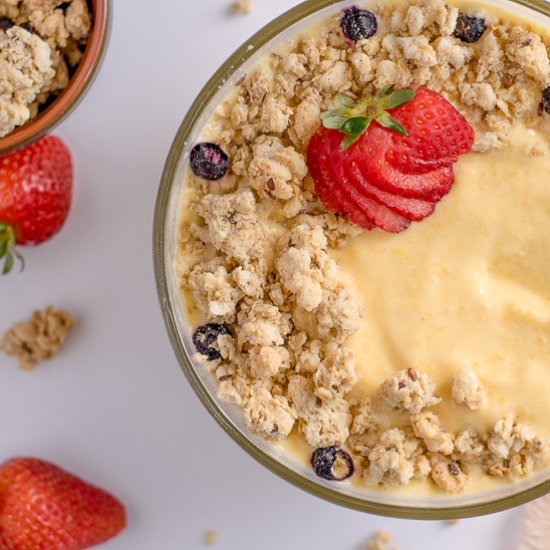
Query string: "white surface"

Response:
xmin=0 ymin=0 xmax=529 ymax=548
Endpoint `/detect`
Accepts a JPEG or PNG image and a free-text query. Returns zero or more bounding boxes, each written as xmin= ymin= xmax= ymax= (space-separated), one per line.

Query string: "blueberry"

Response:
xmin=542 ymin=87 xmax=550 ymax=115
xmin=341 ymin=7 xmax=377 ymax=42
xmin=454 ymin=14 xmax=486 ymax=43
xmin=18 ymin=22 xmax=34 ymax=34
xmin=192 ymin=323 xmax=231 ymax=361
xmin=311 ymin=446 xmax=354 ymax=481
xmin=0 ymin=17 xmax=14 ymax=31
xmin=190 ymin=143 xmax=229 ymax=181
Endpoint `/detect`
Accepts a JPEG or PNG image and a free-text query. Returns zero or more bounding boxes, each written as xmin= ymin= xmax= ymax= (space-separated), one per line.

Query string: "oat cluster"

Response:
xmin=350 ymin=368 xmax=550 ymax=492
xmin=367 ymin=531 xmax=398 ymax=550
xmin=177 ymin=0 xmax=550 ymax=492
xmin=1 ymin=306 xmax=75 ymax=370
xmin=0 ymin=0 xmax=92 ymax=137
xmin=231 ymin=0 xmax=253 ymax=15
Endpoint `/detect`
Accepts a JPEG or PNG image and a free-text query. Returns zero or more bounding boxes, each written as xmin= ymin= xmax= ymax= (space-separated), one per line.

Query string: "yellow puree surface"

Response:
xmin=285 ymin=125 xmax=550 ymax=496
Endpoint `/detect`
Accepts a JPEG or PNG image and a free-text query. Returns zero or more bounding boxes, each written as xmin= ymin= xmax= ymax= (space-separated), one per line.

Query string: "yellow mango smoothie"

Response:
xmin=175 ymin=0 xmax=550 ymax=496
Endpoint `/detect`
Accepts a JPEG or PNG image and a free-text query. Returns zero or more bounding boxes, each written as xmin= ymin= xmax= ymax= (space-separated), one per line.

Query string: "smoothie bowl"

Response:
xmin=154 ymin=0 xmax=550 ymax=518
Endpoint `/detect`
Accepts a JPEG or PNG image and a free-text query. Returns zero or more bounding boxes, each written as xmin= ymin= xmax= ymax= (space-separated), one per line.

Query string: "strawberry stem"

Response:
xmin=321 ymin=87 xmax=415 ymax=150
xmin=0 ymin=222 xmax=25 ymax=275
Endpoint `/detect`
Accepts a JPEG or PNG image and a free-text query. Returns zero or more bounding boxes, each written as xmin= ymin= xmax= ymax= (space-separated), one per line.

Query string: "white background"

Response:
xmin=0 ymin=0 xmax=529 ymax=548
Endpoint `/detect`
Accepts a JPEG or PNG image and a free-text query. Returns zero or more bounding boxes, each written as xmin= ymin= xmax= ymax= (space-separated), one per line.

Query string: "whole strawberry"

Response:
xmin=0 ymin=135 xmax=73 ymax=274
xmin=0 ymin=458 xmax=126 ymax=550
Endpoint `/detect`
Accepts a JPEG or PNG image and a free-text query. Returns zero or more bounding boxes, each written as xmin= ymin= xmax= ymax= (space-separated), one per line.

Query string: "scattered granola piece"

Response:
xmin=430 ymin=453 xmax=468 ymax=494
xmin=366 ymin=531 xmax=398 ymax=550
xmin=379 ymin=369 xmax=441 ymax=414
xmin=452 ymin=366 xmax=487 ymax=410
xmin=1 ymin=307 xmax=75 ymax=371
xmin=231 ymin=0 xmax=253 ymax=15
xmin=204 ymin=529 xmax=217 ymax=546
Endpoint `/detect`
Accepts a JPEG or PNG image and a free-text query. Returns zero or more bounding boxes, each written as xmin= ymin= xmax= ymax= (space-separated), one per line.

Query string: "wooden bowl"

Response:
xmin=0 ymin=0 xmax=111 ymax=154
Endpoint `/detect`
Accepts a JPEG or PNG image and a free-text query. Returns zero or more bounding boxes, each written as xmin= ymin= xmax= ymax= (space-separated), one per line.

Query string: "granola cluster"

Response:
xmin=231 ymin=0 xmax=253 ymax=15
xmin=177 ymin=0 xmax=550 ymax=493
xmin=349 ymin=368 xmax=550 ymax=492
xmin=367 ymin=531 xmax=398 ymax=550
xmin=1 ymin=306 xmax=75 ymax=370
xmin=0 ymin=0 xmax=92 ymax=137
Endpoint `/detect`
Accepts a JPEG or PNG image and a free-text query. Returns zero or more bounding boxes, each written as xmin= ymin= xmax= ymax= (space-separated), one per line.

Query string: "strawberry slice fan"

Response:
xmin=307 ymin=86 xmax=475 ymax=233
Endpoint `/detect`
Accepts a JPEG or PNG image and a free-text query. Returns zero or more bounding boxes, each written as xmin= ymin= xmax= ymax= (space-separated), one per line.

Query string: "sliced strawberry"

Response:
xmin=344 ymin=182 xmax=411 ymax=232
xmin=387 ymin=87 xmax=475 ymax=174
xmin=349 ymin=125 xmax=455 ymax=200
xmin=309 ymin=131 xmax=375 ymax=229
xmin=344 ymin=134 xmax=437 ymax=221
xmin=372 ymin=156 xmax=455 ymax=201
xmin=307 ymin=132 xmax=340 ymax=211
xmin=385 ymin=148 xmax=457 ymax=174
xmin=307 ymin=87 xmax=473 ymax=232
xmin=346 ymin=162 xmax=436 ymax=221
xmin=325 ymin=139 xmax=411 ymax=233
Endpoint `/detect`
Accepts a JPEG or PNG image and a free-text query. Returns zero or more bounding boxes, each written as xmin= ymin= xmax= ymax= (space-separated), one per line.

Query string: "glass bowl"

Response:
xmin=154 ymin=0 xmax=550 ymax=519
xmin=0 ymin=0 xmax=111 ymax=154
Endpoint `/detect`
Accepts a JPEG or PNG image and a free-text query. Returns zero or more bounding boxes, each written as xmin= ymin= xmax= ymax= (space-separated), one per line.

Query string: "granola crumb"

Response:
xmin=452 ymin=366 xmax=487 ymax=410
xmin=411 ymin=412 xmax=454 ymax=455
xmin=1 ymin=307 xmax=75 ymax=371
xmin=366 ymin=531 xmax=398 ymax=550
xmin=430 ymin=453 xmax=468 ymax=494
xmin=486 ymin=414 xmax=550 ymax=482
xmin=231 ymin=0 xmax=253 ymax=15
xmin=379 ymin=369 xmax=441 ymax=414
xmin=204 ymin=529 xmax=217 ymax=546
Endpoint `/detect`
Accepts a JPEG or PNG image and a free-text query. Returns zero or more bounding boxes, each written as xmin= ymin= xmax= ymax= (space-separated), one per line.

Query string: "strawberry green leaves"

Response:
xmin=376 ymin=112 xmax=406 ymax=135
xmin=0 ymin=222 xmax=24 ymax=276
xmin=321 ymin=86 xmax=415 ymax=150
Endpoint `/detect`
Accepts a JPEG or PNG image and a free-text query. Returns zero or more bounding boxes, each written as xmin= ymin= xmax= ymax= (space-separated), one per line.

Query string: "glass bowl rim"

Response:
xmin=153 ymin=0 xmax=550 ymax=519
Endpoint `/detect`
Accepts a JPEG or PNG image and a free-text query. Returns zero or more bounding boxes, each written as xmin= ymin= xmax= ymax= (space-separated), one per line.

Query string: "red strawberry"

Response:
xmin=386 ymin=87 xmax=475 ymax=174
xmin=347 ymin=161 xmax=436 ymax=221
xmin=0 ymin=458 xmax=126 ymax=550
xmin=309 ymin=130 xmax=375 ymax=229
xmin=310 ymin=128 xmax=410 ymax=232
xmin=344 ymin=124 xmax=440 ymax=216
xmin=0 ymin=135 xmax=73 ymax=275
xmin=307 ymin=87 xmax=474 ymax=232
xmin=354 ymin=124 xmax=455 ymax=200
